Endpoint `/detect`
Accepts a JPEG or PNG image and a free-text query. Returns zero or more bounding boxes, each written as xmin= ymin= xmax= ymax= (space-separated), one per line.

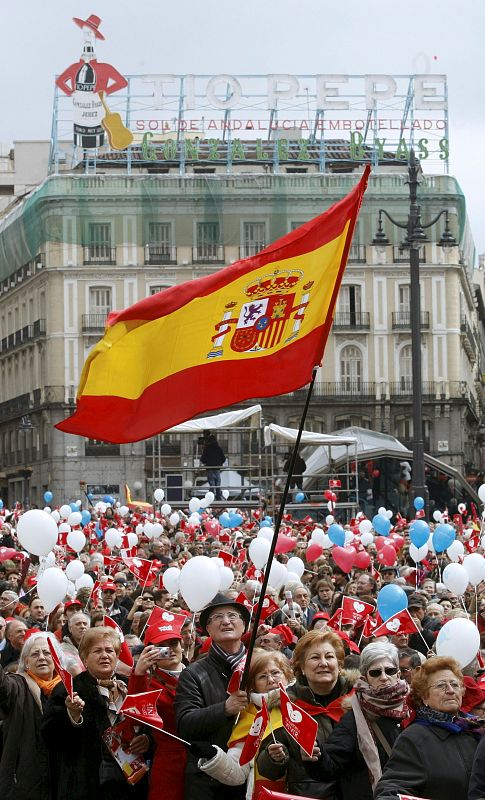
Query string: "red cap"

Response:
xmin=144 ymin=622 xmax=183 ymax=646
xmin=64 ymin=600 xmax=82 ymax=610
xmin=311 ymin=612 xmax=330 ymax=627
xmin=101 ymin=581 xmax=117 ymax=592
xmin=269 ymin=624 xmax=294 ymax=646
xmin=24 ymin=627 xmax=42 ymax=641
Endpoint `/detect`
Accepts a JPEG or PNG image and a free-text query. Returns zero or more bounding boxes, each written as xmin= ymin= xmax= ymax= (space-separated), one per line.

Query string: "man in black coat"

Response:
xmin=174 ymin=593 xmax=251 ymax=800
xmin=200 ymin=432 xmax=226 ymax=501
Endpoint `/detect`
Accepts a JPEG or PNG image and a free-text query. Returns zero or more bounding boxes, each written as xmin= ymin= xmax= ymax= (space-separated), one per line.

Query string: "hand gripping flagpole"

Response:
xmin=240 ymin=366 xmax=318 ymax=690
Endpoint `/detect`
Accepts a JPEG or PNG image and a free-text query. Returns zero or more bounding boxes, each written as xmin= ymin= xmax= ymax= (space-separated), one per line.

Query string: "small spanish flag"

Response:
xmin=57 ymin=166 xmax=370 ymax=443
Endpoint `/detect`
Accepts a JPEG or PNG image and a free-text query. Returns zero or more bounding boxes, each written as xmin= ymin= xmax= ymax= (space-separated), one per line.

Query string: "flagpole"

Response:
xmin=240 ymin=366 xmax=318 ymax=689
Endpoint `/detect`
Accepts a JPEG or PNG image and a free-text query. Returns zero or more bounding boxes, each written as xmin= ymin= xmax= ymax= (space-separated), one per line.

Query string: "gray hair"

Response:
xmin=18 ymin=631 xmax=63 ymax=674
xmin=360 ymin=640 xmax=400 ymax=675
xmin=68 ymin=611 xmax=90 ymax=630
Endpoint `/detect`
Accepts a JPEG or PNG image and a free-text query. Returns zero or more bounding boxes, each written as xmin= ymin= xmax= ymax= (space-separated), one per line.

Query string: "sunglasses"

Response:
xmin=368 ymin=666 xmax=399 ymax=678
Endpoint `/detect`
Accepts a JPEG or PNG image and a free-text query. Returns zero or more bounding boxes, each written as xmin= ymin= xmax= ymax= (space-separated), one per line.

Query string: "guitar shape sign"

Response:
xmin=99 ymin=91 xmax=134 ymax=151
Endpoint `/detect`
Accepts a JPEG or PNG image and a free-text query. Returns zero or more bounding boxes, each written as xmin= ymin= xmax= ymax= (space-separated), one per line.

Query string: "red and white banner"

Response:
xmin=341 ymin=596 xmax=374 ymax=625
xmin=239 ymin=695 xmax=269 ymax=766
xmin=279 ymin=684 xmax=318 ymax=757
xmin=120 ymin=690 xmax=164 ymax=731
xmin=122 ymin=556 xmax=158 ymax=587
xmin=373 ymin=608 xmax=419 ymax=638
xmin=103 ymin=615 xmax=134 ymax=668
xmin=362 ymin=615 xmax=379 ymax=638
xmin=235 ymin=592 xmax=279 ymax=623
xmin=48 ymin=638 xmax=73 ymax=698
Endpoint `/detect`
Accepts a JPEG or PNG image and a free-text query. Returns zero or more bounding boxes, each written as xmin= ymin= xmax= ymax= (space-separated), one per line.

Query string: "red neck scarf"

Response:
xmin=295 ymin=689 xmax=354 ymax=723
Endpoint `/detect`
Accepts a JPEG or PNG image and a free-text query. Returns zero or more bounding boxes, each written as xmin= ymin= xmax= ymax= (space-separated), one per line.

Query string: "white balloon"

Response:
xmin=378 ymin=506 xmax=387 ymax=516
xmin=285 ymin=571 xmax=301 ymax=584
xmin=360 ymin=531 xmax=374 ymax=547
xmin=442 ymin=562 xmax=469 ymax=595
xmin=344 ymin=531 xmax=354 ymax=545
xmin=161 ymin=503 xmax=172 ymax=516
xmin=66 ymin=580 xmax=76 ymax=597
xmin=169 ymin=513 xmax=180 ymax=527
xmin=249 ymin=537 xmax=271 ymax=569
xmin=189 ymin=497 xmax=201 ymax=513
xmin=44 ymin=506 xmax=52 ymax=514
xmin=67 ymin=530 xmax=86 ymax=553
xmin=322 ymin=533 xmax=333 ymax=549
xmin=218 ymin=566 xmax=234 ymax=592
xmin=127 ymin=533 xmax=138 ymax=548
xmin=37 ymin=567 xmax=68 ymax=612
xmin=205 ymin=491 xmax=215 ymax=505
xmin=258 ymin=528 xmax=273 ymax=543
xmin=119 ymin=505 xmax=129 ymax=517
xmin=325 ymin=515 xmax=335 ymax=525
xmin=105 ymin=529 xmax=123 ymax=549
xmin=359 ymin=519 xmax=373 ymax=535
xmin=144 ymin=522 xmax=155 ymax=539
xmin=311 ymin=528 xmax=325 ymax=546
xmin=162 ymin=566 xmax=181 ymax=594
xmin=447 ymin=539 xmax=465 ymax=562
xmin=189 ymin=513 xmax=201 ymax=525
xmin=59 ymin=504 xmax=72 ymax=519
xmin=17 ymin=509 xmax=58 ymax=556
xmin=152 ymin=522 xmax=164 ymax=538
xmin=433 ymin=510 xmax=443 ymax=522
xmin=287 ymin=556 xmax=305 ymax=578
xmin=463 ymin=553 xmax=485 ymax=587
xmin=58 ymin=522 xmax=71 ymax=534
xmin=199 ymin=499 xmax=209 ymax=509
xmin=409 ymin=542 xmax=428 ymax=563
xmin=154 ymin=488 xmax=165 ymax=502
xmin=68 ymin=511 xmax=82 ymax=527
xmin=179 ymin=556 xmax=221 ymax=611
xmin=211 ymin=557 xmax=224 ymax=568
xmin=45 ymin=551 xmax=56 ymax=566
xmin=436 ymin=618 xmax=480 ymax=667
xmin=478 ymin=484 xmax=485 ymax=503
xmin=222 ymin=489 xmax=230 ymax=500
xmin=136 ymin=524 xmax=144 ymax=536
xmin=386 ymin=510 xmax=393 ymax=519
xmin=51 ymin=510 xmax=60 ymax=523
xmin=75 ymin=573 xmax=94 ymax=590
xmin=66 ymin=560 xmax=85 ymax=581
xmin=268 ymin=559 xmax=288 ymax=591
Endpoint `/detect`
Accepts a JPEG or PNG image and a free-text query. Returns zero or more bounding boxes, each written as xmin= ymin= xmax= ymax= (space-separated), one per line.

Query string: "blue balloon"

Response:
xmin=103 ymin=495 xmax=114 ymax=505
xmin=432 ymin=523 xmax=456 ymax=553
xmin=228 ymin=512 xmax=243 ymax=528
xmin=259 ymin=519 xmax=271 ymax=528
xmin=372 ymin=515 xmax=391 ymax=536
xmin=219 ymin=512 xmax=232 ymax=528
xmin=43 ymin=491 xmax=53 ymax=504
xmin=295 ymin=492 xmax=305 ymax=503
xmin=81 ymin=509 xmax=92 ymax=526
xmin=409 ymin=519 xmax=430 ymax=548
xmin=377 ymin=583 xmax=408 ymax=622
xmin=95 ymin=522 xmax=103 ymax=540
xmin=0 ymin=499 xmax=3 ymax=509
xmin=413 ymin=496 xmax=425 ymax=511
xmin=70 ymin=502 xmax=78 ymax=512
xmin=87 ymin=492 xmax=94 ymax=501
xmin=327 ymin=523 xmax=345 ymax=547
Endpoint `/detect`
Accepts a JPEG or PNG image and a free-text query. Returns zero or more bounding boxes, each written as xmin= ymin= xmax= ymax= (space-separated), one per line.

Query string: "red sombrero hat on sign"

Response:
xmin=72 ymin=14 xmax=105 ymax=40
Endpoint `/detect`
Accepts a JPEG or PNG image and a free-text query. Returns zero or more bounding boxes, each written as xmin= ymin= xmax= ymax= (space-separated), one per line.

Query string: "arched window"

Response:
xmin=340 ymin=345 xmax=362 ymax=391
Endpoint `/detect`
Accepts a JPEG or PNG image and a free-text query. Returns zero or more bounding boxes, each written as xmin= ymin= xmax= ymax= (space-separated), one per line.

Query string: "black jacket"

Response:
xmin=0 ymin=665 xmax=50 ymax=800
xmin=374 ymin=719 xmax=479 ymax=800
xmin=257 ymin=675 xmax=353 ymax=799
xmin=469 ymin=729 xmax=485 ymax=800
xmin=305 ymin=708 xmax=400 ymax=800
xmin=42 ymin=670 xmax=147 ymax=800
xmin=174 ymin=647 xmax=245 ymax=800
xmin=200 ymin=441 xmax=226 ymax=468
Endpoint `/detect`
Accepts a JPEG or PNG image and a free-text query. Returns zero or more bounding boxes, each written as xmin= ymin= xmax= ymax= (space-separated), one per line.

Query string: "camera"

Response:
xmin=156 ymin=646 xmax=172 ymax=659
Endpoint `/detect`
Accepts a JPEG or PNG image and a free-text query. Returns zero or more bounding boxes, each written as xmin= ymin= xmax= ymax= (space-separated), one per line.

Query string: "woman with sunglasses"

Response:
xmin=375 ymin=656 xmax=483 ymax=800
xmin=302 ymin=640 xmax=408 ymax=800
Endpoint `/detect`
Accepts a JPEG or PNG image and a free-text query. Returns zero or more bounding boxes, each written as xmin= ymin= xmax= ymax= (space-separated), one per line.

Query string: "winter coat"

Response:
xmin=174 ymin=648 xmax=246 ymax=800
xmin=256 ymin=675 xmax=354 ymax=798
xmin=42 ymin=669 xmax=148 ymax=800
xmin=305 ymin=707 xmax=400 ymax=800
xmin=468 ymin=730 xmax=485 ymax=800
xmin=0 ymin=664 xmax=50 ymax=800
xmin=128 ymin=668 xmax=186 ymax=800
xmin=200 ymin=441 xmax=226 ymax=468
xmin=374 ymin=719 xmax=479 ymax=800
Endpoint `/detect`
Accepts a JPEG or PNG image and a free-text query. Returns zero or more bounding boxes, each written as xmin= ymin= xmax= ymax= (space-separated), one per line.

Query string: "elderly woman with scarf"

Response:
xmin=302 ymin=640 xmax=409 ymax=800
xmin=257 ymin=629 xmax=355 ymax=798
xmin=0 ymin=630 xmax=62 ymax=800
xmin=375 ymin=655 xmax=483 ymax=800
xmin=43 ymin=626 xmax=151 ymax=800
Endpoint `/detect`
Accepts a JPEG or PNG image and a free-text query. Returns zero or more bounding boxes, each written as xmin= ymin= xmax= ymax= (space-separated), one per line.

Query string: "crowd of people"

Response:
xmin=1 ymin=494 xmax=485 ymax=800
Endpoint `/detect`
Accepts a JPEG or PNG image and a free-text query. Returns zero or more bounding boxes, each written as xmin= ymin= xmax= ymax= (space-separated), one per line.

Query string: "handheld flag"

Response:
xmin=47 ymin=638 xmax=73 ymax=698
xmin=373 ymin=609 xmax=419 ymax=638
xmin=103 ymin=615 xmax=134 ymax=668
xmin=227 ymin=654 xmax=247 ymax=694
xmin=120 ymin=690 xmax=165 ymax=731
xmin=340 ymin=596 xmax=374 ymax=625
xmin=239 ymin=695 xmax=269 ymax=766
xmin=122 ymin=556 xmax=159 ymax=586
xmin=57 ymin=168 xmax=370 ymax=443
xmin=279 ymin=684 xmax=318 ymax=757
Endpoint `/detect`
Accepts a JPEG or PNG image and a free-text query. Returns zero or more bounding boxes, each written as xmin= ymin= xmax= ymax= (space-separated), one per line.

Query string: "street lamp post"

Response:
xmin=373 ymin=150 xmax=456 ymax=516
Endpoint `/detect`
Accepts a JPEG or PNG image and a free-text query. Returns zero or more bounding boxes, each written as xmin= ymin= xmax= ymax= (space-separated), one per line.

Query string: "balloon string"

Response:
xmin=476 ymin=587 xmax=478 ymax=628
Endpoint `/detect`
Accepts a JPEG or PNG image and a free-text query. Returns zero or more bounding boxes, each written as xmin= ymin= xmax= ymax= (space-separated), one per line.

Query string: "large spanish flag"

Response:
xmin=57 ymin=166 xmax=370 ymax=443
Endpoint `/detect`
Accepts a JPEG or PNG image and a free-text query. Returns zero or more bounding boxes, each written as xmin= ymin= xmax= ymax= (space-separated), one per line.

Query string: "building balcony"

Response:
xmin=333 ymin=312 xmax=370 ymax=330
xmin=389 ymin=381 xmax=437 ymax=398
xmin=0 ymin=319 xmax=46 ymax=355
xmin=288 ymin=381 xmax=377 ymax=399
xmin=81 ymin=314 xmax=108 ymax=333
xmin=392 ymin=245 xmax=425 ymax=263
xmin=391 ymin=311 xmax=430 ymax=329
xmin=83 ymin=246 xmax=117 ymax=265
xmin=347 ymin=244 xmax=366 ymax=264
xmin=144 ymin=244 xmax=177 ymax=265
xmin=192 ymin=245 xmax=225 ymax=264
xmin=239 ymin=243 xmax=266 ymax=258
xmin=460 ymin=315 xmax=477 ymax=362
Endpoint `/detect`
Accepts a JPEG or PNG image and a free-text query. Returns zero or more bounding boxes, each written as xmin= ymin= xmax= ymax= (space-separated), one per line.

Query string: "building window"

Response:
xmin=334 ymin=415 xmax=371 ymax=430
xmin=145 ymin=223 xmax=175 ymax=264
xmin=85 ymin=439 xmax=120 ymax=456
xmin=89 ymin=287 xmax=111 ymax=316
xmin=194 ymin=222 xmax=223 ymax=262
xmin=398 ymin=284 xmax=410 ymax=311
xmin=149 ymin=285 xmax=170 ymax=296
xmin=337 ymin=285 xmax=363 ymax=325
xmin=242 ymin=222 xmax=266 ymax=257
xmin=340 ymin=345 xmax=362 ymax=390
xmin=399 ymin=344 xmax=412 ymax=391
xmin=288 ymin=416 xmax=325 ymax=433
xmin=85 ymin=223 xmax=114 ymax=263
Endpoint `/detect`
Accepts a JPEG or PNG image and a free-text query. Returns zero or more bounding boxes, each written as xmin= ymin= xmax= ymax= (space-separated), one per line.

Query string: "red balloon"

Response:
xmin=377 ymin=544 xmax=397 ymax=567
xmin=391 ymin=534 xmax=404 ymax=550
xmin=306 ymin=543 xmax=324 ymax=562
xmin=324 ymin=490 xmax=333 ymax=500
xmin=275 ymin=534 xmax=297 ymax=554
xmin=332 ymin=545 xmax=356 ymax=573
xmin=354 ymin=550 xmax=371 ymax=569
xmin=0 ymin=547 xmax=17 ymax=562
xmin=375 ymin=536 xmax=388 ymax=551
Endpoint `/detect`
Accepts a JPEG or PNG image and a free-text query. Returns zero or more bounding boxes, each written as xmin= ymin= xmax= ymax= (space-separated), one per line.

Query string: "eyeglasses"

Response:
xmin=142 ymin=597 xmax=154 ymax=602
xmin=429 ymin=681 xmax=462 ymax=692
xmin=207 ymin=612 xmax=243 ymax=624
xmin=256 ymin=669 xmax=283 ymax=683
xmin=368 ymin=666 xmax=399 ymax=678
